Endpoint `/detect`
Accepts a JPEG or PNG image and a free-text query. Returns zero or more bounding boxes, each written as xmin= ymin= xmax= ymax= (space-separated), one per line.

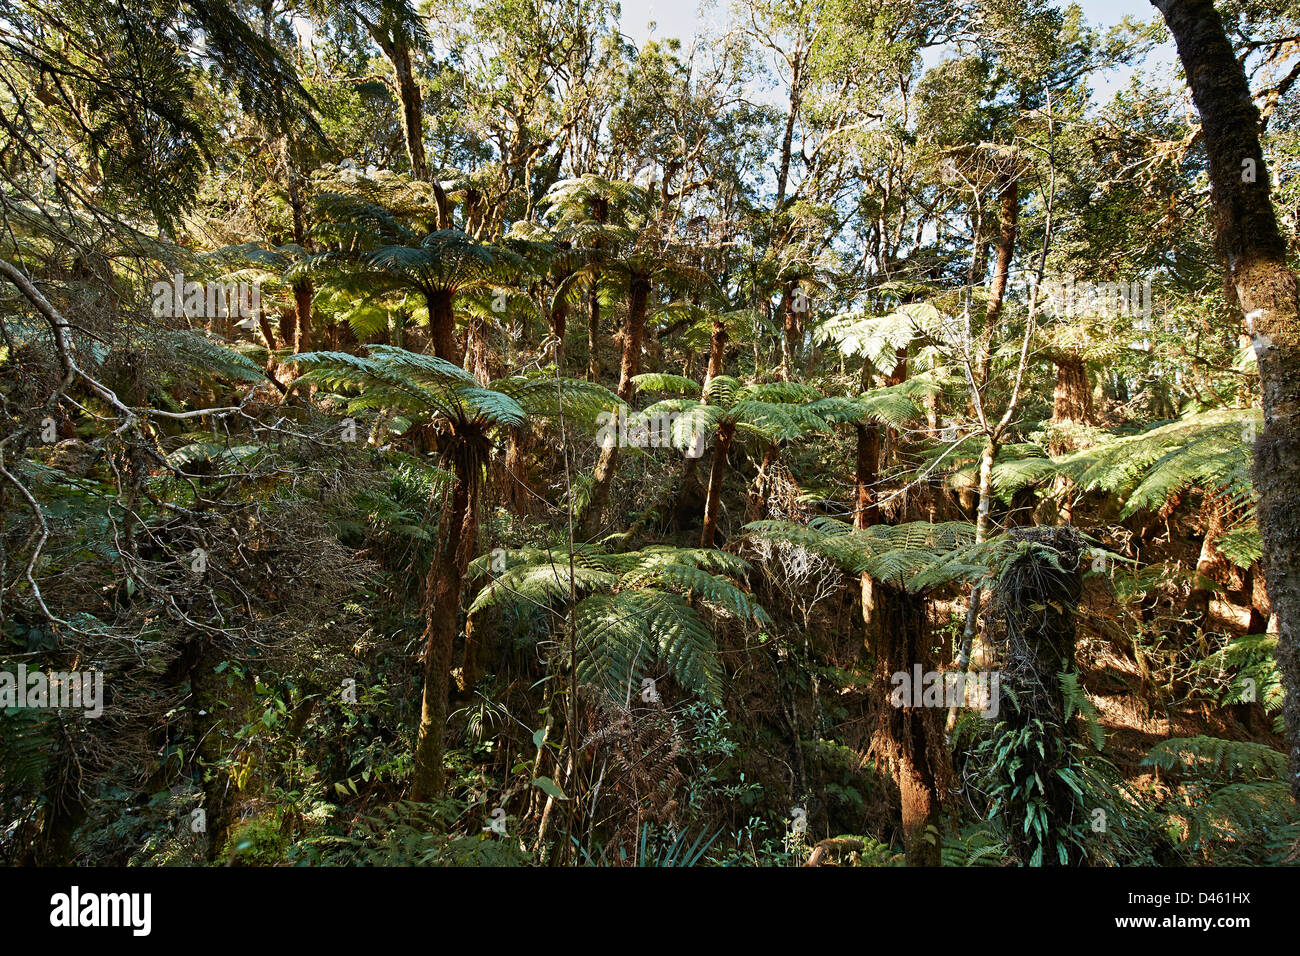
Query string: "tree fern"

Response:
xmin=746 ymin=516 xmax=999 ymax=594
xmin=1143 ymin=736 xmax=1298 ymax=862
xmin=467 ymin=544 xmax=768 ymax=702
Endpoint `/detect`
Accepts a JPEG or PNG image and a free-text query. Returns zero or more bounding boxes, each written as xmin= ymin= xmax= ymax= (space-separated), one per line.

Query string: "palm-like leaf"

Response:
xmin=466 ymin=544 xmax=768 ymax=701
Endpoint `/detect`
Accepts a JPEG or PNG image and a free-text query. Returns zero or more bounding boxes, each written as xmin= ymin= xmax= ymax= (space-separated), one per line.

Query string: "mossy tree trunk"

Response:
xmin=991 ymin=527 xmax=1085 ymax=865
xmin=1153 ymin=0 xmax=1300 ymax=799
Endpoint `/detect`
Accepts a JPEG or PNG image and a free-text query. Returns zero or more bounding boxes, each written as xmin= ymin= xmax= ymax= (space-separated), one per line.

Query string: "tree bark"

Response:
xmin=615 ymin=276 xmax=650 ymax=399
xmin=855 ymin=422 xmax=882 ymax=648
xmin=389 ymin=32 xmax=427 ymax=183
xmin=428 ymin=288 xmax=461 ymax=365
xmin=586 ymin=196 xmax=609 ymax=381
xmin=947 ymin=437 xmax=998 ymax=732
xmin=700 ymin=420 xmax=736 ymax=547
xmin=975 ymin=171 xmax=1018 ymax=397
xmin=779 ymin=283 xmax=797 ymax=382
xmin=991 ymin=526 xmax=1085 ymax=866
xmin=582 ymin=274 xmax=650 ymax=535
xmin=706 ymin=315 xmax=727 ymax=382
xmin=282 ymin=138 xmax=313 ymax=353
xmin=775 ymin=48 xmax=802 ymax=209
xmin=1049 ymin=352 xmax=1093 ymax=452
xmin=1153 ymin=0 xmax=1300 ymax=799
xmin=550 ymin=297 xmax=569 ymax=374
xmin=291 ymin=281 xmax=313 ymax=353
xmin=1049 ymin=351 xmax=1093 ymax=520
xmin=411 ymin=459 xmax=475 ymax=801
xmin=874 ymin=586 xmax=947 ymax=866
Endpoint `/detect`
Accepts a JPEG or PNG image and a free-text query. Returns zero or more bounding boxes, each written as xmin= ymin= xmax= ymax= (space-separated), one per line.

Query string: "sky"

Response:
xmin=614 ymin=0 xmax=1180 ymax=104
xmin=616 ymin=0 xmax=1165 ymax=43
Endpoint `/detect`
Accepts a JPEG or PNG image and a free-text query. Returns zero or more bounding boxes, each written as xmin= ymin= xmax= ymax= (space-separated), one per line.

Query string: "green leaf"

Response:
xmin=532 ymin=776 xmax=568 ymax=800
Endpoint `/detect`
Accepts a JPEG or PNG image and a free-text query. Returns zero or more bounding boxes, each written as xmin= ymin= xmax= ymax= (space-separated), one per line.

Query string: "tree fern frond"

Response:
xmin=632 ymin=372 xmax=701 ymax=395
xmin=1142 ymin=736 xmax=1287 ymax=780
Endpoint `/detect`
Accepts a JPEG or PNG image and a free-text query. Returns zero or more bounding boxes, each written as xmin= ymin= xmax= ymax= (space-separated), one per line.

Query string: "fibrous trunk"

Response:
xmin=700 ymin=421 xmax=735 ymax=547
xmin=411 ymin=458 xmax=475 ymax=801
xmin=1153 ymin=0 xmax=1300 ymax=799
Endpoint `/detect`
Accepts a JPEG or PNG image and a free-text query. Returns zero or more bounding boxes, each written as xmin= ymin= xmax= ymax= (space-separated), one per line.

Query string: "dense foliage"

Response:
xmin=1 ymin=0 xmax=1298 ymax=867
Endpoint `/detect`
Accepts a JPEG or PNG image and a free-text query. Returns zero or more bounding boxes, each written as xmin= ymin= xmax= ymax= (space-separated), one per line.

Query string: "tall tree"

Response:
xmin=1152 ymin=0 xmax=1300 ymax=800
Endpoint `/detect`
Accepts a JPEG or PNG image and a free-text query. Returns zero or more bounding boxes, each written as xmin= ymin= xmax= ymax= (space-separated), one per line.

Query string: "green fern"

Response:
xmin=467 ymin=544 xmax=768 ymax=702
xmin=1143 ymin=735 xmax=1287 ymax=780
xmin=746 ymin=516 xmax=1000 ymax=594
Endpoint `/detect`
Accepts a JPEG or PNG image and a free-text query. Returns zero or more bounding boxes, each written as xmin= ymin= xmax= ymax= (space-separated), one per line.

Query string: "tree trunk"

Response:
xmin=775 ymin=49 xmax=802 ymax=208
xmin=976 ymin=171 xmax=1019 ymax=395
xmin=411 ymin=460 xmax=475 ymax=801
xmin=582 ymin=275 xmax=650 ymax=535
xmin=855 ymin=422 xmax=882 ymax=648
xmin=874 ymin=585 xmax=946 ymax=865
xmin=673 ymin=318 xmax=726 ymax=530
xmin=1050 ymin=353 xmax=1093 ymax=445
xmin=390 ymin=33 xmax=427 ymax=183
xmin=779 ymin=283 xmax=797 ymax=382
xmin=747 ymin=442 xmax=777 ymax=522
xmin=991 ymin=526 xmax=1085 ymax=866
xmin=986 ymin=173 xmax=1018 ymax=329
xmin=587 ymin=284 xmax=602 ymax=381
xmin=700 ymin=420 xmax=736 ymax=548
xmin=615 ymin=276 xmax=649 ymax=399
xmin=1050 ymin=351 xmax=1093 ymax=521
xmin=282 ymin=138 xmax=313 ymax=353
xmin=428 ymin=288 xmax=461 ymax=365
xmin=280 ymin=305 xmax=297 ymax=355
xmin=291 ymin=280 xmax=313 ymax=353
xmin=1052 ymin=354 xmax=1092 ymax=425
xmin=465 ymin=314 xmax=495 ymax=383
xmin=550 ymin=297 xmax=569 ymax=374
xmin=586 ymin=196 xmax=609 ymax=381
xmin=1153 ymin=0 xmax=1300 ymax=799
xmin=706 ymin=316 xmax=727 ymax=382
xmin=459 ymin=605 xmax=482 ymax=695
xmin=947 ymin=438 xmax=998 ymax=732
xmin=1186 ymin=491 xmax=1227 ymax=641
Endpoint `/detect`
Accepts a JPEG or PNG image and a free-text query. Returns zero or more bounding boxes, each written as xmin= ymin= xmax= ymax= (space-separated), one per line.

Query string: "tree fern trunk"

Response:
xmin=991 ymin=526 xmax=1085 ymax=865
xmin=707 ymin=315 xmax=726 ymax=381
xmin=429 ymin=288 xmax=460 ymax=365
xmin=875 ymin=585 xmax=946 ymax=866
xmin=615 ymin=276 xmax=649 ymax=399
xmin=582 ymin=275 xmax=649 ymax=535
xmin=550 ymin=297 xmax=568 ymax=374
xmin=587 ymin=284 xmax=602 ymax=381
xmin=700 ymin=421 xmax=735 ymax=547
xmin=412 ymin=462 xmax=474 ymax=801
